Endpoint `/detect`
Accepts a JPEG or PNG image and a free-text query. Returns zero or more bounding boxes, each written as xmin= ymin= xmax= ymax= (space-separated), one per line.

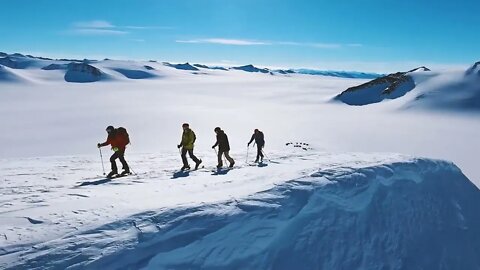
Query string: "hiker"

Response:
xmin=212 ymin=127 xmax=235 ymax=168
xmin=248 ymin=129 xmax=265 ymax=163
xmin=177 ymin=123 xmax=202 ymax=170
xmin=97 ymin=125 xmax=130 ymax=178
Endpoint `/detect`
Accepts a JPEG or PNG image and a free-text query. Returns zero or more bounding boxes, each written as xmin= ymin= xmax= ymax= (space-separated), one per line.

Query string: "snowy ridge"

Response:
xmin=334 ymin=62 xmax=480 ymax=111
xmin=295 ymin=69 xmax=382 ymax=79
xmin=0 ymin=52 xmax=381 ymax=83
xmin=1 ymin=152 xmax=479 ymax=269
xmin=333 ymin=67 xmax=428 ymax=105
xmin=465 ymin=61 xmax=480 ymax=76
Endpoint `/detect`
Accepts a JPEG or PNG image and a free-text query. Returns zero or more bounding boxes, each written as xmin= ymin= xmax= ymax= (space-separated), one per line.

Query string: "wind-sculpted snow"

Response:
xmin=111 ymin=68 xmax=159 ymax=79
xmin=2 ymin=153 xmax=479 ymax=270
xmin=0 ymin=65 xmax=27 ymax=82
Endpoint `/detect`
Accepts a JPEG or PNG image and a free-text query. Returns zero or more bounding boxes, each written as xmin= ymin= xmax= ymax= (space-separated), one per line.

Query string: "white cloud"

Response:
xmin=176 ymin=38 xmax=270 ymax=46
xmin=124 ymin=26 xmax=172 ymax=30
xmin=68 ymin=20 xmax=169 ymax=37
xmin=72 ymin=28 xmax=128 ymax=36
xmin=74 ymin=20 xmax=115 ymax=29
xmin=176 ymin=38 xmax=359 ymax=49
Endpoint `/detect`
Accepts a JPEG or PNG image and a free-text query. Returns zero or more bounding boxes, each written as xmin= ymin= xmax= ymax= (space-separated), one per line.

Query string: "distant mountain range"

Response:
xmin=0 ymin=52 xmax=382 ymax=83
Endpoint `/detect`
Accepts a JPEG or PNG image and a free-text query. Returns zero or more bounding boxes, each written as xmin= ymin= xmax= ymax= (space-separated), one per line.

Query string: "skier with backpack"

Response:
xmin=97 ymin=125 xmax=130 ymax=178
xmin=212 ymin=127 xmax=235 ymax=168
xmin=248 ymin=129 xmax=265 ymax=163
xmin=177 ymin=123 xmax=202 ymax=171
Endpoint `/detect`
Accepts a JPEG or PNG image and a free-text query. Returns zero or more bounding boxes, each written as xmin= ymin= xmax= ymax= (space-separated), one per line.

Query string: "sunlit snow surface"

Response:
xmin=1 ymin=151 xmax=479 ymax=269
xmin=1 ymin=54 xmax=480 ymax=269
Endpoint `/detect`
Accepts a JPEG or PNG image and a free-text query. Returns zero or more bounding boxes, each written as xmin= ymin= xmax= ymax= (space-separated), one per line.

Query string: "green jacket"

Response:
xmin=180 ymin=128 xmax=196 ymax=150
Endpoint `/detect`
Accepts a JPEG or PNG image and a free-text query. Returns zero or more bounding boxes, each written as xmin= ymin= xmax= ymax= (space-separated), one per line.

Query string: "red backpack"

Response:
xmin=117 ymin=127 xmax=130 ymax=146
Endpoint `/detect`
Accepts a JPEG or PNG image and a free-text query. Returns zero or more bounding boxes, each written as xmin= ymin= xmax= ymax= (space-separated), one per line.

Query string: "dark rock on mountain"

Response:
xmin=232 ymin=64 xmax=270 ymax=73
xmin=334 ymin=67 xmax=429 ymax=105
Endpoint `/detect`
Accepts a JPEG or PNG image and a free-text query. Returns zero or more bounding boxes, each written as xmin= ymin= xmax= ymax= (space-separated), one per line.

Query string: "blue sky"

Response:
xmin=0 ymin=0 xmax=479 ymax=72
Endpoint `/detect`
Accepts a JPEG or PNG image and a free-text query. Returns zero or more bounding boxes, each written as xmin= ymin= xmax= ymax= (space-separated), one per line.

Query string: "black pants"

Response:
xmin=256 ymin=144 xmax=264 ymax=161
xmin=218 ymin=149 xmax=234 ymax=167
xmin=110 ymin=150 xmax=129 ymax=173
xmin=181 ymin=148 xmax=200 ymax=167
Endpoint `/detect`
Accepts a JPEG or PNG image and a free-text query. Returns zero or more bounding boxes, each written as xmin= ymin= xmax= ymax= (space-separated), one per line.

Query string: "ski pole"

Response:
xmin=262 ymin=149 xmax=269 ymax=160
xmin=129 ymin=166 xmax=137 ymax=176
xmin=246 ymin=145 xmax=249 ymax=164
xmin=99 ymin=147 xmax=106 ymax=175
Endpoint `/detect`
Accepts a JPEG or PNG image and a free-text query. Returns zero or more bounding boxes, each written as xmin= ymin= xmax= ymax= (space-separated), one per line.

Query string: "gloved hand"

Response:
xmin=247 ymin=143 xmax=250 ymax=147
xmin=177 ymin=144 xmax=182 ymax=149
xmin=212 ymin=145 xmax=215 ymax=149
xmin=97 ymin=143 xmax=101 ymax=148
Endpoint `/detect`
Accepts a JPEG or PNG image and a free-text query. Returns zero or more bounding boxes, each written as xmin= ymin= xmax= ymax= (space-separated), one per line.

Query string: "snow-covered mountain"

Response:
xmin=231 ymin=64 xmax=271 ymax=74
xmin=334 ymin=63 xmax=480 ymax=111
xmin=194 ymin=64 xmax=228 ymax=71
xmin=0 ymin=53 xmax=381 ymax=83
xmin=1 ymin=51 xmax=480 ymax=269
xmin=333 ymin=67 xmax=430 ymax=105
xmin=295 ymin=68 xmax=383 ymax=79
xmin=1 ymin=151 xmax=479 ymax=270
xmin=465 ymin=61 xmax=480 ymax=76
xmin=164 ymin=62 xmax=199 ymax=71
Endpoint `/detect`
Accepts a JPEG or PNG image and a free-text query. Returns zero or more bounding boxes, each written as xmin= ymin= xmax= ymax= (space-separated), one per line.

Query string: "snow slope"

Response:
xmin=0 ymin=65 xmax=29 ymax=83
xmin=333 ymin=67 xmax=430 ymax=105
xmin=334 ymin=63 xmax=480 ymax=111
xmin=0 ymin=53 xmax=381 ymax=83
xmin=0 ymin=54 xmax=478 ymax=188
xmin=1 ymin=151 xmax=479 ymax=269
xmin=1 ymin=52 xmax=480 ymax=269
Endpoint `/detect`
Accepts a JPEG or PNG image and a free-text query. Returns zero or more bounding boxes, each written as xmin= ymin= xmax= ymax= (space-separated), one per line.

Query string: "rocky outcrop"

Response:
xmin=64 ymin=62 xmax=104 ymax=83
xmin=164 ymin=62 xmax=199 ymax=71
xmin=231 ymin=64 xmax=270 ymax=73
xmin=334 ymin=67 xmax=429 ymax=105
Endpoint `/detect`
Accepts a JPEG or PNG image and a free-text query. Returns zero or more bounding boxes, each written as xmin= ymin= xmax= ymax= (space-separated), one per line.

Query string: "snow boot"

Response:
xmin=106 ymin=171 xmax=118 ymax=179
xmin=195 ymin=159 xmax=202 ymax=170
xmin=181 ymin=165 xmax=190 ymax=171
xmin=120 ymin=170 xmax=130 ymax=176
xmin=229 ymin=161 xmax=235 ymax=168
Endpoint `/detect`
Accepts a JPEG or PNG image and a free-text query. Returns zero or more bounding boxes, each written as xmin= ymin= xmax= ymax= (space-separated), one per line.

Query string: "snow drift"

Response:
xmin=111 ymin=68 xmax=158 ymax=79
xmin=92 ymin=159 xmax=480 ymax=270
xmin=3 ymin=154 xmax=479 ymax=270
